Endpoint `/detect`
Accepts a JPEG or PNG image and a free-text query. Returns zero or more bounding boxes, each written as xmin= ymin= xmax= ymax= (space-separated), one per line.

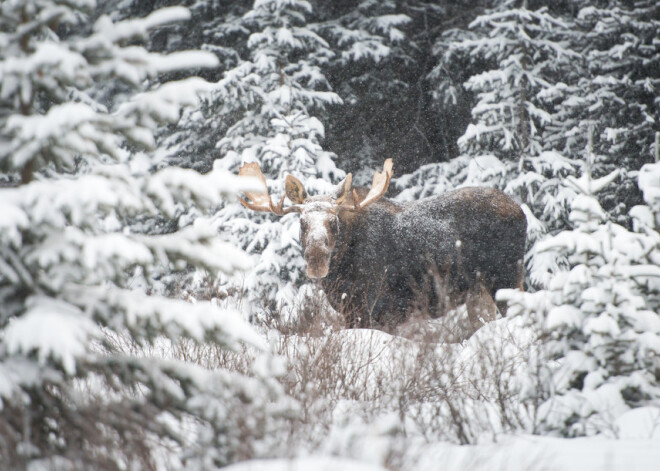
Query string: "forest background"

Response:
xmin=1 ymin=0 xmax=659 ymax=469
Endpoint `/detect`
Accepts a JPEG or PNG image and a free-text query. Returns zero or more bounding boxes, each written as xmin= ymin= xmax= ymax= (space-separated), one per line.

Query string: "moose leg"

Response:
xmin=465 ymin=280 xmax=497 ymax=334
xmin=496 ymin=300 xmax=509 ymax=318
xmin=496 ymin=259 xmax=525 ymax=318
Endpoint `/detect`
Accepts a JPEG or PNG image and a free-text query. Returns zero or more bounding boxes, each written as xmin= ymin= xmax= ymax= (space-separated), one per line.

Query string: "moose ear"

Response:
xmin=332 ymin=173 xmax=353 ymax=205
xmin=285 ymin=175 xmax=307 ymax=204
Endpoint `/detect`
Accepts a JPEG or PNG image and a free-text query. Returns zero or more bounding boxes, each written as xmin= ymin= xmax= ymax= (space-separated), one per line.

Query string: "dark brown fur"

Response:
xmin=321 ymin=187 xmax=527 ymax=331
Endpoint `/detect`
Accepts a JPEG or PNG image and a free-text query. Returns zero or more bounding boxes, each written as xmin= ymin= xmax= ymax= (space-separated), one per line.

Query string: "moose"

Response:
xmin=239 ymin=159 xmax=527 ymax=333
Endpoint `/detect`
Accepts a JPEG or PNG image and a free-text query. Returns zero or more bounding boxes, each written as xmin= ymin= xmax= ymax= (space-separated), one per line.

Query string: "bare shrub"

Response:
xmin=266 ymin=290 xmax=539 ymax=464
xmin=164 ymin=275 xmax=541 ymax=469
xmin=399 ymin=319 xmax=534 ymax=444
xmin=82 ymin=287 xmax=295 ymax=468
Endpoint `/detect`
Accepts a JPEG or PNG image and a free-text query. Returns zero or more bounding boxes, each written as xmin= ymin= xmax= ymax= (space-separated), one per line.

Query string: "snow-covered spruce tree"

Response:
xmin=393 ymin=154 xmax=512 ymax=202
xmin=546 ymin=1 xmax=660 ymax=223
xmin=423 ymin=1 xmax=586 ymax=251
xmin=550 ymin=1 xmax=660 ymax=170
xmin=312 ymin=0 xmax=418 ymax=175
xmin=499 ymin=158 xmax=660 ymax=437
xmin=116 ymin=0 xmax=254 ymax=174
xmin=163 ymin=0 xmax=414 ymax=176
xmin=185 ymin=0 xmax=344 ymax=312
xmin=0 ymin=2 xmax=292 ymax=468
xmin=434 ymin=1 xmax=581 ymax=162
xmin=427 ymin=1 xmax=650 ymax=247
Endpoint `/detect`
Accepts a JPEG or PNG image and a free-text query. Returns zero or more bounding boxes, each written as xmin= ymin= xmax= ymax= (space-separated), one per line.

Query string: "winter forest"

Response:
xmin=1 ymin=0 xmax=659 ymax=469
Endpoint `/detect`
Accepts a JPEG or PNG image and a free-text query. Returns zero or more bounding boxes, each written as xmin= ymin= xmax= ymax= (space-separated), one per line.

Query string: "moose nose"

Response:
xmin=304 ymin=247 xmax=331 ymax=279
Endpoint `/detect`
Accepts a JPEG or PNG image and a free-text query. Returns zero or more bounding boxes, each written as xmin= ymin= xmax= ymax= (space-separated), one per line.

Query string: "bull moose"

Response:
xmin=239 ymin=159 xmax=527 ymax=333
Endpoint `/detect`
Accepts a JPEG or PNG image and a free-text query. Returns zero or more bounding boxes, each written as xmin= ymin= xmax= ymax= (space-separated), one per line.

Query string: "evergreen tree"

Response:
xmin=499 ymin=158 xmax=660 ymax=437
xmin=313 ymin=0 xmax=423 ymax=175
xmin=136 ymin=0 xmax=253 ymax=174
xmin=429 ymin=1 xmax=654 ymax=233
xmin=435 ymin=1 xmax=580 ymax=162
xmin=550 ymin=1 xmax=660 ymax=169
xmin=547 ymin=1 xmax=660 ymax=222
xmin=169 ymin=0 xmax=345 ymax=311
xmin=0 ymin=2 xmax=292 ymax=468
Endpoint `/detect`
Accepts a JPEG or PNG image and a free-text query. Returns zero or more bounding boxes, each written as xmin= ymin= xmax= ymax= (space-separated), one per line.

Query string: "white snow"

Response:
xmin=408 ymin=434 xmax=660 ymax=471
xmin=461 ymin=154 xmax=506 ymax=186
xmin=3 ymin=297 xmax=99 ymax=375
xmin=255 ymin=311 xmax=660 ymax=471
xmin=0 ymin=201 xmax=28 ymax=246
xmin=69 ymin=286 xmax=265 ymax=351
xmin=615 ymin=407 xmax=660 ymax=439
xmin=6 ymin=102 xmax=98 ymax=166
xmin=584 ymin=313 xmax=620 ymax=337
xmin=630 ymin=205 xmax=655 ymax=231
xmin=224 ymin=457 xmax=388 ymax=471
xmin=92 ymin=7 xmax=191 ymax=43
xmin=0 ymin=41 xmax=87 ymax=89
xmin=147 ymin=162 xmax=263 ymax=216
xmin=546 ymin=305 xmax=583 ymax=330
xmin=343 ymin=41 xmax=391 ymax=63
xmin=149 ymin=50 xmax=220 ymax=73
xmin=568 ymin=194 xmax=608 ymax=224
xmin=565 ymin=168 xmax=620 ymax=196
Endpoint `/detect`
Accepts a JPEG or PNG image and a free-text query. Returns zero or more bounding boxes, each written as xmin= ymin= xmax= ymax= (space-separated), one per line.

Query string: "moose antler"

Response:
xmin=238 ymin=163 xmax=301 ymax=215
xmin=353 ymin=158 xmax=393 ymax=210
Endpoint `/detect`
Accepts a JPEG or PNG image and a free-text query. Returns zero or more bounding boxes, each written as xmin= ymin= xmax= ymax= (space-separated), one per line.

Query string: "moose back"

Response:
xmin=239 ymin=160 xmax=527 ymax=332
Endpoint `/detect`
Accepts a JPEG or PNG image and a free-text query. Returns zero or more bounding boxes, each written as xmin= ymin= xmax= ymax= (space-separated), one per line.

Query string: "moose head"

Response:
xmin=238 ymin=159 xmax=393 ymax=279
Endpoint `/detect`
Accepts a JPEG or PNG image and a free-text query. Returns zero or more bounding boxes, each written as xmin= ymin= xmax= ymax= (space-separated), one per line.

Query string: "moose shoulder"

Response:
xmin=239 ymin=160 xmax=527 ymax=333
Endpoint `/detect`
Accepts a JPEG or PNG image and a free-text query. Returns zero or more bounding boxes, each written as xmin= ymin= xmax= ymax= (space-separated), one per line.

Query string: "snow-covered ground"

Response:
xmin=216 ymin=309 xmax=660 ymax=471
xmin=409 ymin=431 xmax=660 ymax=471
xmin=225 ymin=457 xmax=389 ymax=471
xmin=225 ymin=431 xmax=660 ymax=471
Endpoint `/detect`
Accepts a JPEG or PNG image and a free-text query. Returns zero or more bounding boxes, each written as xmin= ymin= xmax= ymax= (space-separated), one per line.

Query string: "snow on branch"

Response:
xmin=0 ymin=201 xmax=29 ymax=247
xmin=136 ymin=218 xmax=253 ymax=277
xmin=3 ymin=297 xmax=99 ymax=376
xmin=146 ymin=161 xmax=264 ymax=216
xmin=117 ymin=78 xmax=217 ymax=133
xmin=0 ymin=357 xmax=53 ymax=407
xmin=565 ymin=168 xmax=620 ymax=195
xmin=66 ymin=286 xmax=264 ymax=351
xmin=638 ymin=162 xmax=660 ymax=213
xmin=92 ymin=7 xmax=191 ymax=44
xmin=1 ymin=170 xmax=144 ymax=228
xmin=5 ymin=102 xmax=117 ymax=169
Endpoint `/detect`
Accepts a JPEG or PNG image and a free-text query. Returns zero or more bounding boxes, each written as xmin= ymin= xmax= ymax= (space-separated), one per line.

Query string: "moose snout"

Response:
xmin=304 ymin=247 xmax=331 ymax=279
